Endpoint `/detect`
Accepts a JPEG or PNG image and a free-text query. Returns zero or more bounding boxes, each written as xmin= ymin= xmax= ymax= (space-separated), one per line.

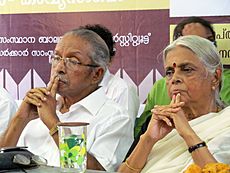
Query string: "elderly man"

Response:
xmin=0 ymin=28 xmax=133 ymax=171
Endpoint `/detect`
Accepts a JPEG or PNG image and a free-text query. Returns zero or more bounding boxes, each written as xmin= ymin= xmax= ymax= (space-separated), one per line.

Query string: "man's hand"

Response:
xmin=37 ymin=76 xmax=59 ymax=129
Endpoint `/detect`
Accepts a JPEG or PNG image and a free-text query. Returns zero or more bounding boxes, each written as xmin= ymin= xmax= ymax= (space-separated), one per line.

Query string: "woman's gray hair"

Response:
xmin=163 ymin=35 xmax=225 ymax=108
xmin=64 ymin=28 xmax=110 ymax=72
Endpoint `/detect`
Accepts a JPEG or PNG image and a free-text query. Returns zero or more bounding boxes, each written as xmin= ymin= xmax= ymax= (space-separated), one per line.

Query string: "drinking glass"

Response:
xmin=58 ymin=122 xmax=89 ymax=173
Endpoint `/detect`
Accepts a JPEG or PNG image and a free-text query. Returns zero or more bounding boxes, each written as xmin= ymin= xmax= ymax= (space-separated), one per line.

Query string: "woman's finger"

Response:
xmin=153 ymin=104 xmax=171 ymax=111
xmin=170 ymin=102 xmax=185 ymax=108
xmin=152 ymin=108 xmax=180 ymax=120
xmin=152 ymin=105 xmax=182 ymax=114
xmin=170 ymin=94 xmax=176 ymax=104
xmin=175 ymin=93 xmax=181 ymax=103
xmin=157 ymin=115 xmax=173 ymax=126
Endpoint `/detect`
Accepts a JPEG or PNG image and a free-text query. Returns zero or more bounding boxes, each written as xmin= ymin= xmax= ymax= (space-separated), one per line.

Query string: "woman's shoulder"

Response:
xmin=219 ymin=105 xmax=230 ymax=114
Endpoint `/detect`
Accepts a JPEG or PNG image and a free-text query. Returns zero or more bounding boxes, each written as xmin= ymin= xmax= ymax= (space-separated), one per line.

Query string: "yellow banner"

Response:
xmin=0 ymin=0 xmax=169 ymax=14
xmin=170 ymin=24 xmax=230 ymax=65
xmin=214 ymin=24 xmax=230 ymax=65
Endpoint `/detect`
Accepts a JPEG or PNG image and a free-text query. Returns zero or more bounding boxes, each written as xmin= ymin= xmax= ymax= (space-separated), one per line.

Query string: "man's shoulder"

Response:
xmin=109 ymin=74 xmax=139 ymax=96
xmin=152 ymin=78 xmax=166 ymax=88
xmin=148 ymin=78 xmax=167 ymax=97
xmin=78 ymin=87 xmax=130 ymax=118
xmin=99 ymin=97 xmax=130 ymax=118
xmin=109 ymin=74 xmax=129 ymax=88
xmin=0 ymin=87 xmax=15 ymax=101
xmin=223 ymin=68 xmax=230 ymax=78
xmin=104 ymin=97 xmax=129 ymax=112
xmin=0 ymin=87 xmax=17 ymax=108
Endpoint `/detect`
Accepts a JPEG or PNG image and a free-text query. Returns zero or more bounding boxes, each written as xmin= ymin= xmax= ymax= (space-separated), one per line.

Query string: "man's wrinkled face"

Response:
xmin=50 ymin=34 xmax=95 ymax=97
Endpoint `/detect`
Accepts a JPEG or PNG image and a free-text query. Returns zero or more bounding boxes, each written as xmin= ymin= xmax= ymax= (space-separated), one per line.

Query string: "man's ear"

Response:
xmin=91 ymin=67 xmax=105 ymax=85
xmin=212 ymin=68 xmax=222 ymax=88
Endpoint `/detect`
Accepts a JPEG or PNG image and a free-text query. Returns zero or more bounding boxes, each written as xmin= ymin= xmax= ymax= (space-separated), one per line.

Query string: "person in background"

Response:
xmin=134 ymin=16 xmax=230 ymax=138
xmin=0 ymin=28 xmax=133 ymax=172
xmin=0 ymin=87 xmax=17 ymax=135
xmin=80 ymin=24 xmax=140 ymax=124
xmin=118 ymin=35 xmax=230 ymax=173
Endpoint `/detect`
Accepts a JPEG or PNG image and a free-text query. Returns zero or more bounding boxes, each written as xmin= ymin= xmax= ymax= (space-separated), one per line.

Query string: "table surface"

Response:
xmin=3 ymin=165 xmax=119 ymax=173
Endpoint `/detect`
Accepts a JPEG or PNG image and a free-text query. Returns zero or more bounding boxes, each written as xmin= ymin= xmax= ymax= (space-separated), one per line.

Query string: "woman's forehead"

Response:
xmin=165 ymin=46 xmax=202 ymax=66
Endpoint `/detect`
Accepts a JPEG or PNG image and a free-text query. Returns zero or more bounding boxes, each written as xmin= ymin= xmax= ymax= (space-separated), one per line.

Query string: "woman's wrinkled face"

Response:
xmin=165 ymin=46 xmax=213 ymax=105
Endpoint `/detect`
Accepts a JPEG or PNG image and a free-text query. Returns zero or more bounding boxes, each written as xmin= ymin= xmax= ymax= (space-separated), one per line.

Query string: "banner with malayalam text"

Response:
xmin=0 ymin=0 xmax=229 ymax=104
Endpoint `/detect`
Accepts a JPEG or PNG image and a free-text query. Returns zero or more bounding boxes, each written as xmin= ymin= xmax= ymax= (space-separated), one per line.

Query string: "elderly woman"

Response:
xmin=118 ymin=35 xmax=230 ymax=173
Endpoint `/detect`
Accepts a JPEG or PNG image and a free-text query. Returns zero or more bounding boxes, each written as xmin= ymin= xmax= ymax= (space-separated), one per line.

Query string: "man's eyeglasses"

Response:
xmin=49 ymin=54 xmax=99 ymax=70
xmin=13 ymin=154 xmax=47 ymax=166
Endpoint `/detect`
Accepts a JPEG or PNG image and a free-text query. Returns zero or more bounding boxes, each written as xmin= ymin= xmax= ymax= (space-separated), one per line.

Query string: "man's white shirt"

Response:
xmin=100 ymin=69 xmax=140 ymax=125
xmin=18 ymin=87 xmax=134 ymax=171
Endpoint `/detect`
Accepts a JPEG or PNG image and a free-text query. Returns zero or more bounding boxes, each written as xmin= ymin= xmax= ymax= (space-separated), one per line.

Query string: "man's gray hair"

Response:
xmin=64 ymin=28 xmax=110 ymax=72
xmin=163 ymin=35 xmax=225 ymax=107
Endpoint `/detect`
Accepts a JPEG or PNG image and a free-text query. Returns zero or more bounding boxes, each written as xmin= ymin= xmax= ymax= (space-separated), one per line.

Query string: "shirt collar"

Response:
xmin=69 ymin=87 xmax=107 ymax=116
xmin=99 ymin=69 xmax=111 ymax=87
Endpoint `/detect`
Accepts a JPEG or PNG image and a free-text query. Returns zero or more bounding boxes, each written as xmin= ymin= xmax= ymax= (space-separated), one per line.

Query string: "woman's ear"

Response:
xmin=212 ymin=68 xmax=222 ymax=89
xmin=91 ymin=67 xmax=105 ymax=85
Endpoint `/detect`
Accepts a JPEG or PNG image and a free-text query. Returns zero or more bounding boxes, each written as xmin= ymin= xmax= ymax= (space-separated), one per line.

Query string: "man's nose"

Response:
xmin=54 ymin=59 xmax=67 ymax=73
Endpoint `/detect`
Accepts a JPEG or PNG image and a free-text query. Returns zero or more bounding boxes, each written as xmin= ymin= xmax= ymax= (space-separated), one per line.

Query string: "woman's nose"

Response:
xmin=172 ymin=78 xmax=182 ymax=84
xmin=171 ymin=71 xmax=182 ymax=85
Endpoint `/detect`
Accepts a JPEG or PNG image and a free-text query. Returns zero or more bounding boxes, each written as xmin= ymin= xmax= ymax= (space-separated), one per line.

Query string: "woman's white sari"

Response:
xmin=142 ymin=106 xmax=230 ymax=173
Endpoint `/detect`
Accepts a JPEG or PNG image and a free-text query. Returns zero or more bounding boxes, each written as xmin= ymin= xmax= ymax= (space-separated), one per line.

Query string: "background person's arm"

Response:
xmin=0 ymin=88 xmax=18 ymax=135
xmin=0 ymin=101 xmax=38 ymax=147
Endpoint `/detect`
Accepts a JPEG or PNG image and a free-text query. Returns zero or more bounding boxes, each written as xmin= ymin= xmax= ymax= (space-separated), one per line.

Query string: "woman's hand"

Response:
xmin=152 ymin=93 xmax=194 ymax=138
xmin=145 ymin=112 xmax=173 ymax=141
xmin=145 ymin=94 xmax=183 ymax=141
